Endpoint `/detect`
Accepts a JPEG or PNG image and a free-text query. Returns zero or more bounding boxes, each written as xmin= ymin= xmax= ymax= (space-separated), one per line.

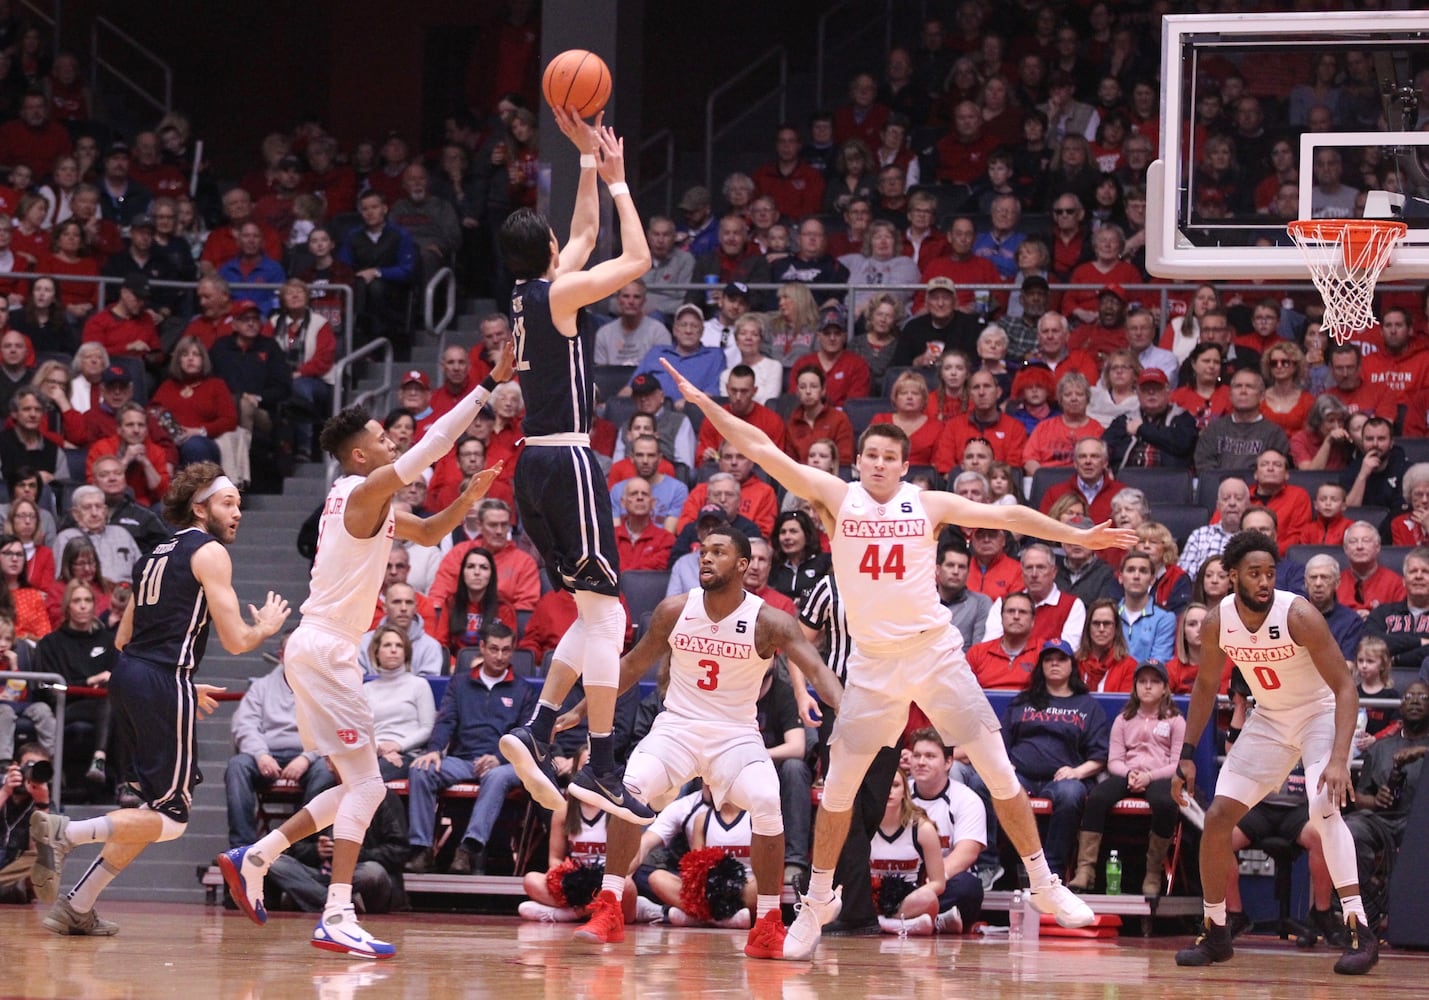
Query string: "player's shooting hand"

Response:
xmin=1079 ymin=519 xmax=1142 ymax=551
xmin=194 ymin=684 xmax=224 ymax=715
xmin=552 ymin=105 xmax=599 ymax=154
xmin=1172 ymin=760 xmax=1195 ymax=806
xmin=250 ymin=592 xmax=291 ymax=637
xmin=465 ymin=462 xmax=505 ymax=503
xmin=594 ymin=124 xmax=626 ymax=186
xmin=1317 ymin=758 xmax=1352 ymax=810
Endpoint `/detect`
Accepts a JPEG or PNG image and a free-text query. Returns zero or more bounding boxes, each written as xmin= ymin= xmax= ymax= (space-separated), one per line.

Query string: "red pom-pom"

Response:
xmin=678 ymin=846 xmax=725 ymax=923
xmin=545 ymin=857 xmax=579 ymax=907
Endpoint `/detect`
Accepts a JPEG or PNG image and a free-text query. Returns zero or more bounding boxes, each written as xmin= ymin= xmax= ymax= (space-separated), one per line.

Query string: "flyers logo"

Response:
xmin=336 ymin=729 xmax=359 ymax=745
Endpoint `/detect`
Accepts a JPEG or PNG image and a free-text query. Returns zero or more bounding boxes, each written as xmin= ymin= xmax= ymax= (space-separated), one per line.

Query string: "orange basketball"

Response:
xmin=542 ymin=49 xmax=612 ymax=118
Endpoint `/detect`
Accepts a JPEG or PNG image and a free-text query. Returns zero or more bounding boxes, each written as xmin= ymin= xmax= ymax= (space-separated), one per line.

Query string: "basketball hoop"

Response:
xmin=1287 ymin=219 xmax=1408 ymax=344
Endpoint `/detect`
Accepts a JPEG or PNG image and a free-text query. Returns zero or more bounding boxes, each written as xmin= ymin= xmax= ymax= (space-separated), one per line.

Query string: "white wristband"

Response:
xmin=608 ymin=182 xmax=630 ymax=198
xmin=579 ymin=154 xmax=597 ymax=169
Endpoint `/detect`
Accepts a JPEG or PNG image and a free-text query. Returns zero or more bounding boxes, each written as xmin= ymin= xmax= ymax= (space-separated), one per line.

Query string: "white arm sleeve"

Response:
xmin=392 ymin=378 xmax=496 ymax=484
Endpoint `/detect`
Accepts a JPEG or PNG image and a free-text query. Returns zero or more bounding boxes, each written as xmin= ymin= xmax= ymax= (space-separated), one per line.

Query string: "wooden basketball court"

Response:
xmin=3 ymin=902 xmax=1422 ymax=999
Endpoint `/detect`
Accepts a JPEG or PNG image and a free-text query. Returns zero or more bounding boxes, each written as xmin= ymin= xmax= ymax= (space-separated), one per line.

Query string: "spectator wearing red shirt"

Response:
xmin=935 ymin=101 xmax=999 ymax=187
xmin=182 ymin=275 xmax=238 ymax=350
xmin=982 ymin=544 xmax=1087 ymax=649
xmin=54 ymin=364 xmax=174 ymax=460
xmin=302 ymin=136 xmax=358 ymax=217
xmin=1362 ymin=307 xmax=1428 ymax=398
xmin=396 ymin=369 xmax=437 ymax=441
xmin=917 ymin=217 xmax=1003 ymax=314
xmin=0 ymin=93 xmax=71 ymax=177
xmin=43 ymin=219 xmax=101 ymax=325
xmin=614 ymin=477 xmax=675 ymax=572
xmin=429 ymin=343 xmax=473 ymax=418
xmin=833 ymin=72 xmax=890 ymax=148
xmin=427 ymin=499 xmax=542 ymax=614
xmin=85 ymin=401 xmax=172 ymax=508
xmin=1391 ymin=465 xmax=1429 ymax=548
xmin=68 ymin=184 xmax=124 ymax=258
xmin=1020 ymin=310 xmax=1100 ymax=386
xmin=742 ymin=536 xmax=797 ymax=617
xmin=1042 ymin=193 xmax=1093 ymax=281
xmin=675 ymin=445 xmax=778 ymax=538
xmin=787 ymin=310 xmax=870 ymax=410
xmin=1326 ymin=342 xmax=1394 ymax=418
xmin=252 ymin=155 xmax=304 ymax=240
xmin=149 ymin=335 xmax=237 ymax=468
xmin=933 ymin=369 xmax=1028 ymax=474
xmin=127 ymin=131 xmax=187 ymax=201
xmin=751 ymin=125 xmax=826 ymax=221
xmin=967 ymin=592 xmax=1038 ymax=688
xmin=1067 ymin=286 xmax=1131 ymax=363
xmin=1060 ymin=229 xmax=1146 ymax=322
xmin=1338 ymin=520 xmax=1406 ymax=616
xmin=267 ymin=278 xmax=337 ymax=458
xmin=967 ymin=525 xmax=1026 ymax=601
xmin=80 ymin=272 xmax=162 ymax=363
xmin=785 ymin=366 xmax=855 ymax=465
xmin=871 ymin=371 xmax=942 ymax=466
xmin=199 ymin=187 xmax=283 ymax=274
xmin=694 ymin=366 xmax=787 ymax=464
xmin=1074 ymin=600 xmax=1139 ymax=694
xmin=1038 ymin=437 xmax=1127 ymax=525
xmin=1304 ymin=482 xmax=1354 ymax=547
xmin=293 ymin=227 xmax=357 ymax=346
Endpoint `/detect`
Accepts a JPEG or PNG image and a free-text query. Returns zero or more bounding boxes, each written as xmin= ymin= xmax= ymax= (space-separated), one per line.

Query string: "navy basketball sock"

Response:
xmin=529 ymin=702 xmax=559 ymax=745
xmin=589 ymin=732 xmax=616 ymax=775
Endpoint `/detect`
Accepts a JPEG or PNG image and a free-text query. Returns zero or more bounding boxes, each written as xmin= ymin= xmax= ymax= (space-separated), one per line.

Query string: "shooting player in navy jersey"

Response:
xmin=497 ymin=107 xmax=657 ymax=823
xmin=30 ymin=463 xmax=290 ymax=936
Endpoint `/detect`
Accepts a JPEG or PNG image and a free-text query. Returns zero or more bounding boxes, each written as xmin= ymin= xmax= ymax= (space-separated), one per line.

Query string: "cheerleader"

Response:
xmin=871 ymin=769 xmax=946 ymax=935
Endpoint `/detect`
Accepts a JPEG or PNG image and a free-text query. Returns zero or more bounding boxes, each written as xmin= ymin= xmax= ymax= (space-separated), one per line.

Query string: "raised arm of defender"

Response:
xmin=922 ymin=491 xmax=1140 ymax=552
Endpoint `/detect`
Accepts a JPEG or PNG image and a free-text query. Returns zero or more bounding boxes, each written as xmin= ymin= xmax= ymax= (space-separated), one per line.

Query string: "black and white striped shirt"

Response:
xmin=799 ymin=573 xmax=851 ymax=688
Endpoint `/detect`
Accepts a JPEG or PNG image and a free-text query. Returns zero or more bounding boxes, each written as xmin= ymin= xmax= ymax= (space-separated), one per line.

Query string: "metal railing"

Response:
xmin=815 ymin=0 xmax=895 ymax=109
xmin=18 ymin=0 xmax=55 ymax=31
xmin=8 ymin=671 xmax=69 ymax=810
xmin=637 ymin=129 xmax=676 ymax=219
xmin=325 ymin=337 xmax=393 ymax=482
xmin=90 ymin=15 xmax=172 ymax=117
xmin=424 ymin=266 xmax=456 ymax=337
xmin=705 ymin=46 xmax=787 ymax=192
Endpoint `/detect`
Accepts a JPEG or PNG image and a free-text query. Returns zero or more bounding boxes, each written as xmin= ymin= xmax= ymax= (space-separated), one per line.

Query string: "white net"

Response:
xmin=1287 ymin=220 xmax=1407 ymax=345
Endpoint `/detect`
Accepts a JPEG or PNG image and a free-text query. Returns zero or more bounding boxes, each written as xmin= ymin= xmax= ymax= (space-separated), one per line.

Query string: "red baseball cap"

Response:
xmin=1138 ymin=368 xmax=1169 ymax=387
xmin=1099 ymin=284 xmax=1128 ymax=302
xmin=400 ymin=369 xmax=430 ymax=389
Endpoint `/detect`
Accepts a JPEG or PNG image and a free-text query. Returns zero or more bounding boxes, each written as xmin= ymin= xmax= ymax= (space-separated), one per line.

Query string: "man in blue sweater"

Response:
xmin=403 ymin=622 xmax=535 ymax=876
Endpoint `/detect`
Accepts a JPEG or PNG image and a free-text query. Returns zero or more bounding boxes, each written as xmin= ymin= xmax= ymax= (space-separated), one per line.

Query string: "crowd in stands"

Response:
xmin=3 ymin=0 xmax=1428 ymax=931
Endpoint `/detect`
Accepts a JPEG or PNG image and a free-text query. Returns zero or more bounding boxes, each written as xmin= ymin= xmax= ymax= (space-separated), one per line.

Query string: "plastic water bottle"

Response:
xmin=1023 ymin=890 xmax=1040 ymax=942
xmin=1009 ymin=889 xmax=1024 ymax=938
xmin=1352 ymin=707 xmax=1369 ymax=759
xmin=1105 ymin=850 xmax=1122 ymax=895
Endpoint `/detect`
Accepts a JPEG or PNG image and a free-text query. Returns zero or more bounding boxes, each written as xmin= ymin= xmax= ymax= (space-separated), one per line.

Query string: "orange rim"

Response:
xmin=1289 ymin=218 xmax=1407 ymax=267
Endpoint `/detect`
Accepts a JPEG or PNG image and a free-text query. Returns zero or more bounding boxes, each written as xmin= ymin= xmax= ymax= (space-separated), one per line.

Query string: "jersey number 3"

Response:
xmin=135 ymin=556 xmax=169 ymax=607
xmin=697 ymin=658 xmax=719 ymax=691
xmin=858 ymin=543 xmax=906 ymax=580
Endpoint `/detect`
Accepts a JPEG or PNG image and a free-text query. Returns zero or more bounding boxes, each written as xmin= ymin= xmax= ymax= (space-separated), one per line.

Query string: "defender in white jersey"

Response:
xmin=219 ymin=344 xmax=514 ymax=960
xmin=1173 ymin=530 xmax=1377 ymax=975
xmin=665 ymin=357 xmax=1137 ymax=960
xmin=563 ymin=527 xmax=842 ymax=959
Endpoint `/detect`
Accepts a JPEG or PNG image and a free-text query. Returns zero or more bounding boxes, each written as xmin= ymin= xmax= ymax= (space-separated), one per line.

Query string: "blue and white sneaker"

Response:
xmin=29 ymin=811 xmax=70 ymax=904
xmin=311 ymin=909 xmax=396 ymax=960
xmin=217 ymin=845 xmax=268 ymax=925
xmin=569 ymin=763 xmax=655 ymax=824
xmin=499 ymin=727 xmax=565 ymax=811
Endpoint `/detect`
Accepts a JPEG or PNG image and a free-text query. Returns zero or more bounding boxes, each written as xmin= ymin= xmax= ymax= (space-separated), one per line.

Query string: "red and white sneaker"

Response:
xmin=744 ymin=910 xmax=792 ymax=960
xmin=573 ymin=890 xmax=626 ymax=944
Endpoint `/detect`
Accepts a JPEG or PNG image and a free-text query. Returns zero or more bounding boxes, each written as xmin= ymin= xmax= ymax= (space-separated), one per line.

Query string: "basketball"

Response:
xmin=542 ymin=49 xmax=611 ymax=118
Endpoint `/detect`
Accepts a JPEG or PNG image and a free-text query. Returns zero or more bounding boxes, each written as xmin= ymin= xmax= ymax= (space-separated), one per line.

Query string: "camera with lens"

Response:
xmin=19 ymin=759 xmax=53 ymax=784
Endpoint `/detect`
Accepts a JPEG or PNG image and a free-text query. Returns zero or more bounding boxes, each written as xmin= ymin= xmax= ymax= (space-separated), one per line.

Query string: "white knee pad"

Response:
xmin=573 ymin=590 xmax=625 ymax=689
xmin=334 ymin=773 xmax=387 ymax=843
xmin=155 ymin=813 xmax=187 ymax=843
xmin=552 ymin=614 xmax=588 ymax=672
xmin=960 ymin=728 xmax=1020 ymax=800
xmin=728 ymin=764 xmax=784 ymax=837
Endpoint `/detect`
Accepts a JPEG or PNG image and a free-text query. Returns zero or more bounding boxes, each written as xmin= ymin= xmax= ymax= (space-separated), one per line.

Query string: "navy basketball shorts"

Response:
xmin=107 ymin=652 xmax=197 ymax=823
xmin=514 ymin=443 xmax=621 ymax=597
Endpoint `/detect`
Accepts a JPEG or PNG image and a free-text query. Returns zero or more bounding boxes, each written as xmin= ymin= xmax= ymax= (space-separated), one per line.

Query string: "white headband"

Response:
xmin=194 ymin=476 xmax=238 ymax=503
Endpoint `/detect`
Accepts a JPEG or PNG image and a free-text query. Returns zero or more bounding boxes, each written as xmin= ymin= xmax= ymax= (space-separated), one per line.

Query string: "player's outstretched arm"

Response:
xmin=660 ymin=358 xmax=848 ymax=514
xmin=1290 ymin=598 xmax=1360 ymax=807
xmin=191 ymin=543 xmax=292 ymax=654
xmin=924 ymin=491 xmax=1140 ymax=552
xmin=552 ymin=105 xmax=601 ymax=274
xmin=396 ymin=462 xmax=504 ymax=546
xmin=761 ymin=606 xmax=843 ymax=713
xmin=549 ymin=124 xmax=651 ymax=323
xmin=1172 ymin=604 xmax=1225 ymax=805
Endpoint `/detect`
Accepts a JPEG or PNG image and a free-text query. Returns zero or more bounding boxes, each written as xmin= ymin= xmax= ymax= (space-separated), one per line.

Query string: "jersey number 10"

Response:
xmin=135 ymin=556 xmax=169 ymax=607
xmin=858 ymin=543 xmax=906 ymax=581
